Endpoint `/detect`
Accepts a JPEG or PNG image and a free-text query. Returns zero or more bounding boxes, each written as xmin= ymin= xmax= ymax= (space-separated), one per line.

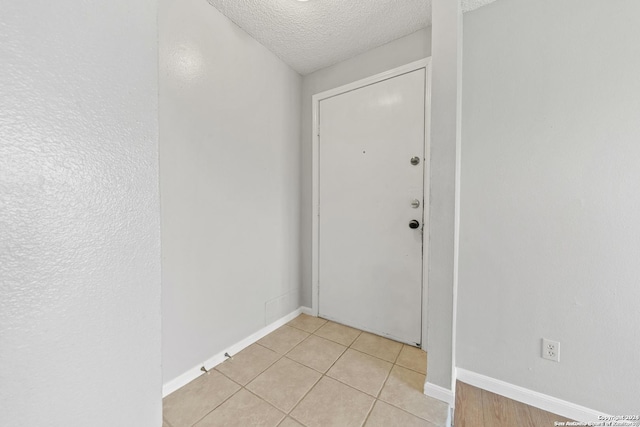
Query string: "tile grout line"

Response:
xmin=286 ymin=325 xmax=362 ymax=425
xmin=255 ymin=323 xmax=316 ymax=359
xmin=187 ymin=382 xmax=244 ymax=427
xmin=250 ymin=325 xmax=326 ymax=424
xmin=321 ymin=332 xmax=393 ymax=396
xmin=216 ymin=342 xmax=283 ymax=385
xmin=242 ymin=387 xmax=288 ymax=423
xmin=323 ymin=374 xmax=383 ymax=400
xmin=359 ymin=398 xmax=377 ymax=427
xmin=347 ymin=346 xmax=400 ymax=366
xmin=297 ymin=317 xmax=426 ymax=372
xmin=285 ymin=335 xmax=349 ymax=375
xmin=382 ymin=398 xmax=443 ymax=426
xmin=195 ymin=373 xmax=290 ymax=426
xmin=351 ymin=338 xmax=437 ymax=425
xmin=280 ymin=329 xmax=314 ymax=355
xmin=170 ymin=316 xmax=431 ymax=427
xmin=355 ymin=333 xmax=398 ymax=427
xmin=391 ymin=344 xmax=403 ymax=364
xmin=289 ymin=327 xmax=383 ymax=426
xmin=363 ymin=339 xmax=404 ymax=426
xmin=378 ymin=391 xmax=447 ymax=426
xmin=298 ymin=320 xmax=434 ymax=425
xmin=275 ymin=355 xmax=325 ymax=413
xmin=199 ymin=345 xmax=287 ymax=426
xmin=375 ymin=362 xmax=394 ymax=400
xmin=379 ymin=360 xmax=448 ymax=426
xmin=285 ymin=316 xmax=328 ymax=334
xmin=285 ymin=348 xmax=345 ymax=422
xmin=195 ymin=356 xmax=430 ymax=427
xmin=374 ymin=353 xmax=445 ymax=426
xmin=209 ymin=321 xmax=325 ymax=426
xmin=281 ymin=363 xmax=324 ymax=421
xmin=346 ymin=340 xmax=428 ymax=376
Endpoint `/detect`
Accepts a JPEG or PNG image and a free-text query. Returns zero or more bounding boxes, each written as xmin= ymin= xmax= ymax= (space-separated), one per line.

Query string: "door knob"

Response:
xmin=410 ymin=156 xmax=420 ymax=165
xmin=409 ymin=220 xmax=420 ymax=229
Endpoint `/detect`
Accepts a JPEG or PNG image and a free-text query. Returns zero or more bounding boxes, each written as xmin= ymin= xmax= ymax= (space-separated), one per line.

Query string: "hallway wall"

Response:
xmin=160 ymin=0 xmax=302 ymax=384
xmin=0 ymin=0 xmax=161 ymax=425
xmin=458 ymin=0 xmax=640 ymax=414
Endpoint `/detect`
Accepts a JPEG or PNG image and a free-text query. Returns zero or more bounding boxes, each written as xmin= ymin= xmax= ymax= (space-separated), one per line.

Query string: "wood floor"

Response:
xmin=454 ymin=381 xmax=574 ymax=427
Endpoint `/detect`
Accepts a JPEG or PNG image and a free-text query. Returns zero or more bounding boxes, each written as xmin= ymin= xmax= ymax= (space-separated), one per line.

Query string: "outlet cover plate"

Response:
xmin=542 ymin=338 xmax=560 ymax=362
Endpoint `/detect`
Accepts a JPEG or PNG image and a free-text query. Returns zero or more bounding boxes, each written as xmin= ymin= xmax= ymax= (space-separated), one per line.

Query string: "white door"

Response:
xmin=318 ymin=69 xmax=426 ymax=345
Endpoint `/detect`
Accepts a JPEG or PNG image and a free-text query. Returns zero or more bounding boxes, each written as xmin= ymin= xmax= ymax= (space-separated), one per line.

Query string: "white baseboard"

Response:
xmin=456 ymin=368 xmax=609 ymax=422
xmin=300 ymin=306 xmax=313 ymax=316
xmin=424 ymin=381 xmax=455 ymax=406
xmin=446 ymin=406 xmax=453 ymax=427
xmin=162 ymin=307 xmax=303 ymax=397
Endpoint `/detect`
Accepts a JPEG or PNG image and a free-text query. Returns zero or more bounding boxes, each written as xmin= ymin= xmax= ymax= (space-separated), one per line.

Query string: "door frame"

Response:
xmin=311 ymin=58 xmax=432 ymax=348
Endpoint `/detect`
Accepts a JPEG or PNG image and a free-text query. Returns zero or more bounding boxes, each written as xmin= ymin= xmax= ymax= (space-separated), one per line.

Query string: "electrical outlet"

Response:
xmin=542 ymin=338 xmax=560 ymax=362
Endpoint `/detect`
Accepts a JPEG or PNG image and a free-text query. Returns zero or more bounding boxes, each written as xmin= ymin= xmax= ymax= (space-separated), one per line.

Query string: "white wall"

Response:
xmin=458 ymin=0 xmax=640 ymax=413
xmin=425 ymin=0 xmax=462 ymax=394
xmin=160 ymin=0 xmax=302 ymax=384
xmin=300 ymin=28 xmax=432 ymax=306
xmin=0 ymin=1 xmax=161 ymax=426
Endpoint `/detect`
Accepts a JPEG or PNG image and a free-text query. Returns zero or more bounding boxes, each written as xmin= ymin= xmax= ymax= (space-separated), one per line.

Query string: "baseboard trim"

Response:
xmin=162 ymin=307 xmax=303 ymax=397
xmin=456 ymin=368 xmax=609 ymax=422
xmin=300 ymin=306 xmax=314 ymax=316
xmin=424 ymin=381 xmax=455 ymax=406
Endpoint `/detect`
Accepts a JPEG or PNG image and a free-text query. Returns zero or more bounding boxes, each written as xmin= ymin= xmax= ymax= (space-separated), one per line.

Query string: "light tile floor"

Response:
xmin=163 ymin=314 xmax=447 ymax=427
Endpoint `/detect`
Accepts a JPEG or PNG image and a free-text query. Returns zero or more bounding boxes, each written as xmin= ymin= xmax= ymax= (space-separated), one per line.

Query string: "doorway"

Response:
xmin=311 ymin=60 xmax=431 ymax=347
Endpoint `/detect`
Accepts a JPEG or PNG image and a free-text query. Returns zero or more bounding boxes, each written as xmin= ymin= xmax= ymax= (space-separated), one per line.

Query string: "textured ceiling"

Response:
xmin=207 ymin=0 xmax=497 ymax=75
xmin=462 ymin=0 xmax=499 ymax=14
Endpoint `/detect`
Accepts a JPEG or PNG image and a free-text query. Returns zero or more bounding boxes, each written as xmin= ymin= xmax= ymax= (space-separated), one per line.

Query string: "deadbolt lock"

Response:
xmin=411 ymin=199 xmax=420 ymax=208
xmin=410 ymin=156 xmax=420 ymax=165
